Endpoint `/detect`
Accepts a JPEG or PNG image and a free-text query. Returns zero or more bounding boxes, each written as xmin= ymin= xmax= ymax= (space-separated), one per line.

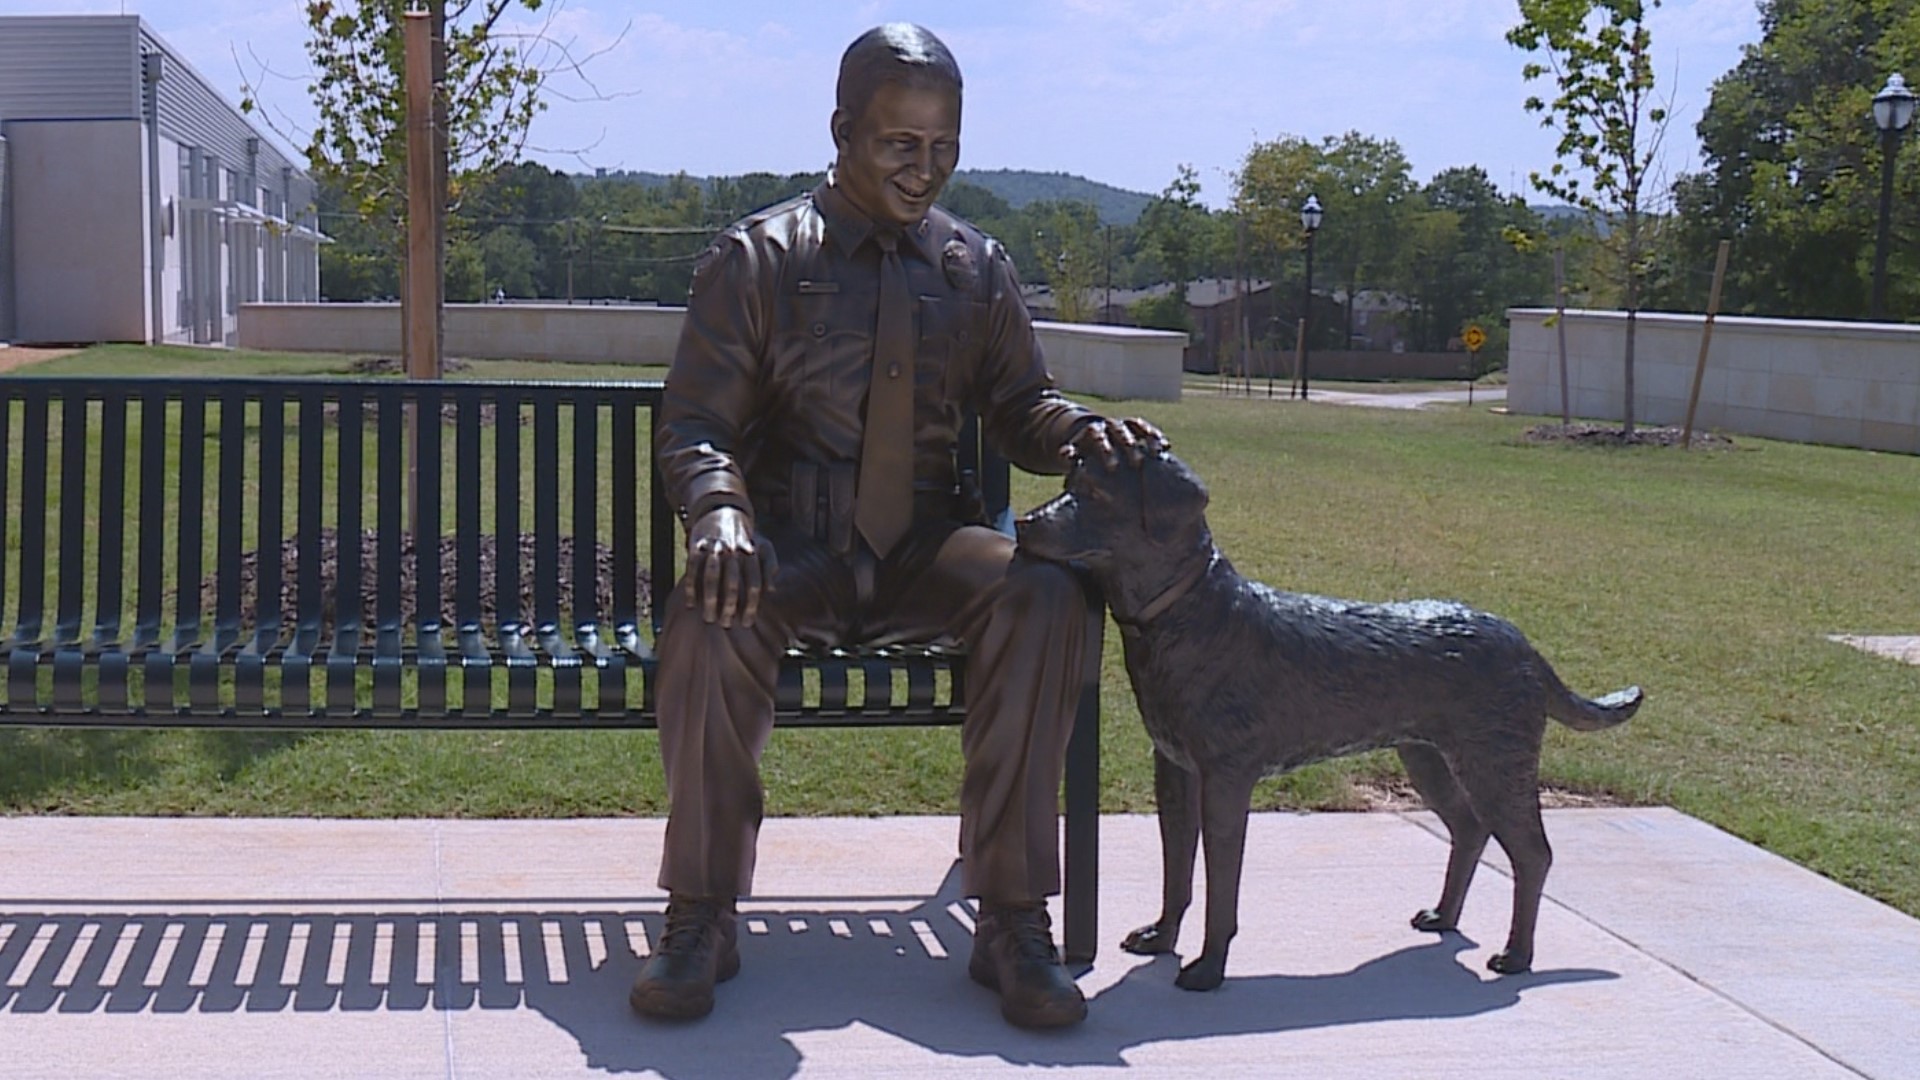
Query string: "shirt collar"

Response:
xmin=814 ymin=170 xmax=943 ymax=265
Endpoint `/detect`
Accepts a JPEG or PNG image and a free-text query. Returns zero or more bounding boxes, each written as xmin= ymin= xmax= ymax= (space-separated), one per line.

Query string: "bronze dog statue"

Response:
xmin=1015 ymin=448 xmax=1641 ymax=990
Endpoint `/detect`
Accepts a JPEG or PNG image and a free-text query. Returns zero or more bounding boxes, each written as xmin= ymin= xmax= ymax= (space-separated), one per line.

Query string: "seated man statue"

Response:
xmin=634 ymin=22 xmax=1160 ymax=1029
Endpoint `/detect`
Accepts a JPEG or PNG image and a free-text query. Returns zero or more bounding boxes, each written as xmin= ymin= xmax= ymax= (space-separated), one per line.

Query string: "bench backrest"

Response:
xmin=0 ymin=378 xmax=664 ymax=655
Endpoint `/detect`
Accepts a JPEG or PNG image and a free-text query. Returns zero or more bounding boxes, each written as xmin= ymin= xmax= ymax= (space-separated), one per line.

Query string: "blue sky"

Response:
xmin=29 ymin=0 xmax=1764 ymax=207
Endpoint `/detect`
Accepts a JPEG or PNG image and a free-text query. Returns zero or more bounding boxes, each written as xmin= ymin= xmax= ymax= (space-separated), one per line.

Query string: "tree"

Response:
xmin=1029 ymin=201 xmax=1104 ymax=322
xmin=1509 ymin=0 xmax=1669 ymax=432
xmin=1136 ymin=164 xmax=1211 ymax=329
xmin=1400 ymin=167 xmax=1552 ymax=353
xmin=1654 ymin=1 xmax=1920 ymax=319
xmin=246 ymin=0 xmax=614 ymax=364
xmin=1236 ymin=132 xmax=1416 ymax=347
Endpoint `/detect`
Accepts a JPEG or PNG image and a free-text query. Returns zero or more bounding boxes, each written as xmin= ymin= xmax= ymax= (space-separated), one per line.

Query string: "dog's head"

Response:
xmin=1015 ymin=447 xmax=1212 ymax=582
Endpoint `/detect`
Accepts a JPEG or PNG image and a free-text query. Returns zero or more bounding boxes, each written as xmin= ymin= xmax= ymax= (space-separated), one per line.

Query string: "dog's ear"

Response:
xmin=1141 ymin=453 xmax=1209 ymax=545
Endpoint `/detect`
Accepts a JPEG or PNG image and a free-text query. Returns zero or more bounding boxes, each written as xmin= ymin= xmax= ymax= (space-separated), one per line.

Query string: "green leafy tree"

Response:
xmin=1136 ymin=164 xmax=1212 ymax=329
xmin=1656 ymin=1 xmax=1920 ymax=318
xmin=1400 ymin=167 xmax=1552 ymax=353
xmin=1030 ymin=201 xmax=1104 ymax=322
xmin=1236 ymin=132 xmax=1416 ymax=346
xmin=1509 ymin=0 xmax=1669 ymax=432
xmin=249 ymin=0 xmax=607 ymax=360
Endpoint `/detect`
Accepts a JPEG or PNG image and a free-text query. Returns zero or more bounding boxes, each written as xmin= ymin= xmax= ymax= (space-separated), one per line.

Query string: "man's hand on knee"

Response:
xmin=685 ymin=507 xmax=779 ymax=629
xmin=1066 ymin=417 xmax=1169 ymax=470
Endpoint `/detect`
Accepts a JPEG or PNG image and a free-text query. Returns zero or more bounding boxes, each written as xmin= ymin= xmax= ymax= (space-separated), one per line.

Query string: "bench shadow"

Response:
xmin=0 ymin=862 xmax=1616 ymax=1078
xmin=526 ymin=863 xmax=1617 ymax=1078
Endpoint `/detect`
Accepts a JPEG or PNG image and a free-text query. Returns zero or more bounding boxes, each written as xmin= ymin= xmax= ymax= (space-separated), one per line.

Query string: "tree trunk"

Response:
xmin=1344 ymin=271 xmax=1356 ymax=350
xmin=430 ymin=0 xmax=448 ymax=373
xmin=1623 ymin=210 xmax=1640 ymax=435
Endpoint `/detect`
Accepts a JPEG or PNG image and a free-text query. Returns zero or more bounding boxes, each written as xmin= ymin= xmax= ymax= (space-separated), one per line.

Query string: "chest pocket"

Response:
xmin=774 ymin=290 xmax=871 ymax=407
xmin=916 ymin=296 xmax=986 ymax=405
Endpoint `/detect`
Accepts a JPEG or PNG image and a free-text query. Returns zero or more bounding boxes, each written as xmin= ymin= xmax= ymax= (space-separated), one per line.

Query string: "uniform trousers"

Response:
xmin=653 ymin=517 xmax=1089 ymax=904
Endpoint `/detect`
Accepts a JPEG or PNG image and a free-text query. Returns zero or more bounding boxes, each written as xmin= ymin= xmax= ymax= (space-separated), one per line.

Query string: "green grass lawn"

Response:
xmin=5 ymin=345 xmax=1919 ymax=918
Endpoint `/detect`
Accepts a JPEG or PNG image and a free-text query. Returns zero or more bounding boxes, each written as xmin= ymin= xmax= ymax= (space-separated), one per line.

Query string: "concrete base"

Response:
xmin=1 ymin=810 xmax=1914 ymax=1078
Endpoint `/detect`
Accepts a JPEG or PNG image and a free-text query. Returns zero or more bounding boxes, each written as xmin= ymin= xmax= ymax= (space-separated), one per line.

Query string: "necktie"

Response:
xmin=856 ymin=232 xmax=916 ymax=557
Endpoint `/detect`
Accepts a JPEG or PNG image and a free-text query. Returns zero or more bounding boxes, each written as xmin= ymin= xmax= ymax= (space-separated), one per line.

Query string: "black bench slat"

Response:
xmin=294 ymin=391 xmax=325 ymax=653
xmin=216 ymin=387 xmax=247 ymax=652
xmin=611 ymin=395 xmax=641 ymax=649
xmin=134 ymin=389 xmax=166 ymax=650
xmin=416 ymin=384 xmax=448 ymax=717
xmin=495 ymin=391 xmax=523 ymax=634
xmin=572 ymin=399 xmax=600 ymax=637
xmin=253 ymin=395 xmax=286 ymax=650
xmin=0 ymin=394 xmax=10 ymax=642
xmin=94 ymin=391 xmax=130 ymax=646
xmin=373 ymin=393 xmax=406 ymax=715
xmin=533 ymin=395 xmax=561 ymax=634
xmin=329 ymin=388 xmax=365 ymax=714
xmin=14 ymin=383 xmax=50 ymax=646
xmin=173 ymin=393 xmax=207 ymax=655
xmin=455 ymin=394 xmax=484 ymax=639
xmin=57 ymin=393 xmax=89 ymax=646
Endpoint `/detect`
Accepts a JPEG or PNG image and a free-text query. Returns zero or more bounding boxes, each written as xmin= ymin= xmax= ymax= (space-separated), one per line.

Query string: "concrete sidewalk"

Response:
xmin=1 ymin=810 xmax=1914 ymax=1079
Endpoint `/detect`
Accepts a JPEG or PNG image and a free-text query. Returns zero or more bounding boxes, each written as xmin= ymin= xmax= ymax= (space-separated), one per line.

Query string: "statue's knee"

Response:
xmin=1008 ymin=560 xmax=1087 ymax=617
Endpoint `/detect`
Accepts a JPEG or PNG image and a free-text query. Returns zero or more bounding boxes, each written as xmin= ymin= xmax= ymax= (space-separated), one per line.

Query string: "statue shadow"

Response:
xmin=524 ymin=862 xmax=1619 ymax=1079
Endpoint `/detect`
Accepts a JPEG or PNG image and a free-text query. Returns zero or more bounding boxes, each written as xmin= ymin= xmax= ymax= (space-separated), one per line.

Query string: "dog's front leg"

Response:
xmin=1176 ymin=770 xmax=1258 ymax=992
xmin=1122 ymin=748 xmax=1200 ymax=956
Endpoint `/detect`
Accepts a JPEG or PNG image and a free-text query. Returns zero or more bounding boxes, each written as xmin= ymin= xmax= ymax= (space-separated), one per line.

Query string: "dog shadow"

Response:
xmin=524 ymin=862 xmax=1619 ymax=1079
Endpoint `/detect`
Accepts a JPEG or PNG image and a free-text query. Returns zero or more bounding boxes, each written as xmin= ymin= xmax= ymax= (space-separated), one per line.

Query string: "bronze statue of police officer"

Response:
xmin=637 ymin=22 xmax=1160 ymax=1029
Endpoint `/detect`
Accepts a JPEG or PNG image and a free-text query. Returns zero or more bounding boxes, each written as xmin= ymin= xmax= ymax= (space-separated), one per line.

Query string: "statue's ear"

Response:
xmin=830 ymin=107 xmax=853 ymax=155
xmin=1142 ymin=457 xmax=1207 ymax=544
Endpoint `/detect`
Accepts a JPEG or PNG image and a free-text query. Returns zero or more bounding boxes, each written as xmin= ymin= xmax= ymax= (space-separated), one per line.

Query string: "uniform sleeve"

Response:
xmin=654 ymin=234 xmax=767 ymax=525
xmin=976 ymin=241 xmax=1098 ymax=475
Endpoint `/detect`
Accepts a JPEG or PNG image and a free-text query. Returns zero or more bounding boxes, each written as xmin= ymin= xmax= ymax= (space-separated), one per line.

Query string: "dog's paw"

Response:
xmin=1486 ymin=950 xmax=1532 ymax=975
xmin=1410 ymin=908 xmax=1456 ymax=932
xmin=1121 ymin=923 xmax=1178 ymax=955
xmin=1174 ymin=956 xmax=1226 ymax=992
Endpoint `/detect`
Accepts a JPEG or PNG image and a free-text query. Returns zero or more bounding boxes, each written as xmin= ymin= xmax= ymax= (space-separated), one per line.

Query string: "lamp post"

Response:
xmin=1870 ymin=73 xmax=1915 ymax=320
xmin=1298 ymin=194 xmax=1323 ymax=398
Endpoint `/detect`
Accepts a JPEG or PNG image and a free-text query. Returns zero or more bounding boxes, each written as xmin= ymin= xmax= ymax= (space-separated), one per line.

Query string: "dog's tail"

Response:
xmin=1543 ymin=664 xmax=1643 ymax=732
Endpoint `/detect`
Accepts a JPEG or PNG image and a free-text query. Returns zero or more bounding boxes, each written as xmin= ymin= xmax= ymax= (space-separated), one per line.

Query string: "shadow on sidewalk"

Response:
xmin=0 ymin=861 xmax=1614 ymax=1077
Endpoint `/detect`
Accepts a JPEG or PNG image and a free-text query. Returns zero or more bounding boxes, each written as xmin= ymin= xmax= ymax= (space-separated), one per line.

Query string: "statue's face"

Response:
xmin=832 ymin=81 xmax=961 ymax=228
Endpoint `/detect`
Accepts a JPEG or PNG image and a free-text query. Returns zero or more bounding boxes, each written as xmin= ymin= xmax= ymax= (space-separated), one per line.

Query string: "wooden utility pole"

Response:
xmin=1681 ymin=240 xmax=1732 ymax=448
xmin=403 ymin=9 xmax=440 ymax=381
xmin=403 ymin=9 xmax=441 ymax=537
xmin=1553 ymin=248 xmax=1570 ymax=426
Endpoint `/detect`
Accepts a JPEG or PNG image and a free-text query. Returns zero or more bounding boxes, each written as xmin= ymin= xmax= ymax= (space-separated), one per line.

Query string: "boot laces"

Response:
xmin=996 ymin=905 xmax=1060 ymax=964
xmin=660 ymin=897 xmax=725 ymax=953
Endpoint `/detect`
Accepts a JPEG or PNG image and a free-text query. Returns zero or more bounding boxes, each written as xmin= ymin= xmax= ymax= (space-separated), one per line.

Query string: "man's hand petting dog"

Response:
xmin=1067 ymin=417 xmax=1168 ymax=470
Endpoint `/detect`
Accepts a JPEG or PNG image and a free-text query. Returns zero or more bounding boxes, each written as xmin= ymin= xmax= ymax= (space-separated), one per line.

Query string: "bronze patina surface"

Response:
xmin=637 ymin=23 xmax=1160 ymax=1027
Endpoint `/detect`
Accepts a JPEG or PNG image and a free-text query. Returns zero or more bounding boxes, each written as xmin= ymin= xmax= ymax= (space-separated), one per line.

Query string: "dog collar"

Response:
xmin=1111 ymin=552 xmax=1215 ymax=628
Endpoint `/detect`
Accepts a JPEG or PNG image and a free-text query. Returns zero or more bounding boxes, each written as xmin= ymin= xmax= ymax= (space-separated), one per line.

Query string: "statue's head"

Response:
xmin=831 ymin=24 xmax=963 ymax=228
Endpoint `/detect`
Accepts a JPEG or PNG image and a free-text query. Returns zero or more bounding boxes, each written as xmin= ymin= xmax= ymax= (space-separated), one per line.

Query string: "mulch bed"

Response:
xmin=203 ymin=528 xmax=653 ymax=633
xmin=346 ymin=356 xmax=473 ymax=376
xmin=1522 ymin=422 xmax=1736 ymax=449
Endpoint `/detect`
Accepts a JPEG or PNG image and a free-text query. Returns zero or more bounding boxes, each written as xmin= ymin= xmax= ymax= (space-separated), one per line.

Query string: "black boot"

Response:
xmin=969 ymin=902 xmax=1087 ymax=1029
xmin=629 ymin=895 xmax=740 ymax=1020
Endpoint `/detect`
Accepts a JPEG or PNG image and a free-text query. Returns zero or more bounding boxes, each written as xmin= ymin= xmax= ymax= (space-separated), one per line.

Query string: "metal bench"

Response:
xmin=0 ymin=376 xmax=1102 ymax=962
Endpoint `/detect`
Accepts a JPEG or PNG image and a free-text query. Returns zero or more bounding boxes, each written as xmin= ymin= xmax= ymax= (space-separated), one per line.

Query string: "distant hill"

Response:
xmin=583 ymin=168 xmax=1154 ymax=225
xmin=1530 ymin=204 xmax=1588 ymax=222
xmin=952 ymin=169 xmax=1152 ymax=225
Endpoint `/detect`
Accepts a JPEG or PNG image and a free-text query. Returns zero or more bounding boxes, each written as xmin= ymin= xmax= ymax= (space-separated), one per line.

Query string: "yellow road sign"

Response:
xmin=1462 ymin=324 xmax=1487 ymax=352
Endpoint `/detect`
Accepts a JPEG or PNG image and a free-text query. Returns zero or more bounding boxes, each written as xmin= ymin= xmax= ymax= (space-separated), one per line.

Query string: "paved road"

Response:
xmin=1190 ymin=383 xmax=1508 ymax=409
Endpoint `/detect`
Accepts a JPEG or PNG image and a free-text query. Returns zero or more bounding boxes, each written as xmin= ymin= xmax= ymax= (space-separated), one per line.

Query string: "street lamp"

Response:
xmin=1870 ymin=73 xmax=1915 ymax=320
xmin=1298 ymin=194 xmax=1323 ymax=398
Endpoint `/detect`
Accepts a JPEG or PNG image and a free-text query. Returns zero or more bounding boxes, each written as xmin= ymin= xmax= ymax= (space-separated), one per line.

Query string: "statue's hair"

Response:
xmin=836 ymin=23 xmax=962 ymax=118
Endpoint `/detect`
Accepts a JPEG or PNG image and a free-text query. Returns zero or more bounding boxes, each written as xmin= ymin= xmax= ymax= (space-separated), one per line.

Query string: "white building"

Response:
xmin=0 ymin=15 xmax=324 ymax=346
